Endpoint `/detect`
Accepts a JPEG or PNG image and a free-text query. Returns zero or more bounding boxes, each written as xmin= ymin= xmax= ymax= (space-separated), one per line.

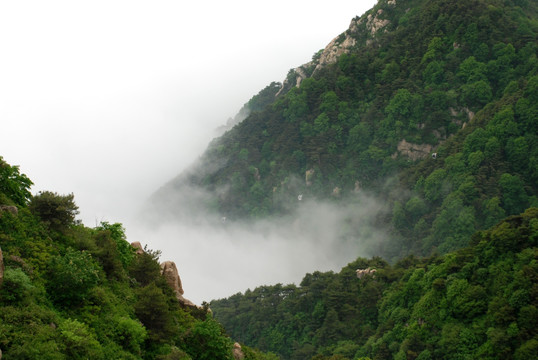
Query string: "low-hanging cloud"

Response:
xmin=1 ymin=0 xmax=380 ymax=303
xmin=127 ymin=182 xmax=390 ymax=304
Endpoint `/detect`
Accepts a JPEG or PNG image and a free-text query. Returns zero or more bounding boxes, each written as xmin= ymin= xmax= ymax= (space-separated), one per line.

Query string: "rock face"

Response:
xmin=161 ymin=261 xmax=184 ymax=296
xmin=0 ymin=205 xmax=18 ymax=217
xmin=392 ymin=139 xmax=434 ymax=161
xmin=356 ymin=267 xmax=377 ymax=279
xmin=130 ymin=241 xmax=144 ymax=255
xmin=0 ymin=246 xmax=3 ymax=287
xmin=313 ymin=30 xmax=357 ymax=75
xmin=232 ymin=342 xmax=244 ymax=360
xmin=277 ymin=4 xmax=394 ymax=95
xmin=160 ymin=260 xmax=199 ymax=309
xmin=364 ymin=9 xmax=390 ymax=36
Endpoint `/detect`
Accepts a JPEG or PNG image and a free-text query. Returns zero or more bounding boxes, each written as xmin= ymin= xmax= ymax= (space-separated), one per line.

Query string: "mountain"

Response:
xmin=210 ymin=207 xmax=538 ymax=359
xmin=152 ymin=0 xmax=538 ymax=261
xmin=0 ymin=156 xmax=275 ymax=359
xmin=147 ymin=0 xmax=538 ymax=358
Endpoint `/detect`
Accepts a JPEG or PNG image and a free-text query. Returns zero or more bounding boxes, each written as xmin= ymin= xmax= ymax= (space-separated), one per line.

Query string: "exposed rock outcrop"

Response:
xmin=160 ymin=260 xmax=200 ymax=309
xmin=392 ymin=139 xmax=434 ymax=161
xmin=305 ymin=169 xmax=315 ymax=186
xmin=364 ymin=9 xmax=390 ymax=36
xmin=354 ymin=180 xmax=362 ymax=193
xmin=131 ymin=241 xmax=144 ymax=255
xmin=312 ymin=30 xmax=357 ymax=76
xmin=277 ymin=5 xmax=393 ymax=95
xmin=0 ymin=205 xmax=18 ymax=217
xmin=332 ymin=187 xmax=341 ymax=197
xmin=232 ymin=342 xmax=244 ymax=360
xmin=161 ymin=261 xmax=184 ymax=296
xmin=356 ymin=267 xmax=377 ymax=279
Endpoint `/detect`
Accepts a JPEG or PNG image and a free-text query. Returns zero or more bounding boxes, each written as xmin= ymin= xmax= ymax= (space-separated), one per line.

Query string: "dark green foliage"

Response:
xmin=184 ymin=315 xmax=234 ymax=360
xmin=0 ymin=156 xmax=33 ymax=206
xmin=0 ymin=268 xmax=35 ymax=304
xmin=161 ymin=0 xmax=538 ymax=264
xmin=29 ymin=191 xmax=79 ymax=231
xmin=46 ymin=247 xmax=101 ymax=306
xmin=212 ymin=208 xmax=538 ymax=359
xmin=0 ymin=158 xmax=262 ymax=360
xmin=2 ymin=0 xmax=538 ymax=359
xmin=134 ymin=282 xmax=176 ymax=342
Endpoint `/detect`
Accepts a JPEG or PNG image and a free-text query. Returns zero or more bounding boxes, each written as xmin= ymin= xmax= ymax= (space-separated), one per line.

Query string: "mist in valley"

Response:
xmin=128 ymin=181 xmax=390 ymax=303
xmin=1 ymin=0 xmax=379 ymax=304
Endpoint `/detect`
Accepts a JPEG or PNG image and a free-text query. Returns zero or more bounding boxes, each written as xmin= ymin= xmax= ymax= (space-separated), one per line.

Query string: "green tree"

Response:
xmin=46 ymin=248 xmax=100 ymax=306
xmin=95 ymin=222 xmax=134 ymax=268
xmin=185 ymin=316 xmax=234 ymax=360
xmin=29 ymin=191 xmax=79 ymax=231
xmin=423 ymin=169 xmax=449 ymax=203
xmin=134 ymin=282 xmax=175 ymax=342
xmin=0 ymin=156 xmax=33 ymax=206
xmin=58 ymin=318 xmax=104 ymax=360
xmin=499 ymin=173 xmax=528 ymax=215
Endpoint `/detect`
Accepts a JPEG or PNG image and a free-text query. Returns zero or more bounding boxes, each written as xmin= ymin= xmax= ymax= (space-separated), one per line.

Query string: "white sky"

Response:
xmin=0 ymin=0 xmax=378 ymax=302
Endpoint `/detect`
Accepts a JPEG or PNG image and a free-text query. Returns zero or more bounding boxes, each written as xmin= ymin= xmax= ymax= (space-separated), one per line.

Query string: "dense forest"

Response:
xmin=0 ymin=157 xmax=276 ymax=359
xmin=211 ymin=208 xmax=538 ymax=359
xmin=3 ymin=0 xmax=538 ymax=359
xmin=154 ymin=0 xmax=538 ymax=358
xmin=156 ymin=0 xmax=538 ymax=260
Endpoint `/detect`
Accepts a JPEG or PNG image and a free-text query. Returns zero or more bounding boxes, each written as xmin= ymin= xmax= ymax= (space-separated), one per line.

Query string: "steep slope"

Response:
xmin=0 ymin=156 xmax=275 ymax=360
xmin=211 ymin=207 xmax=538 ymax=359
xmin=153 ymin=0 xmax=538 ymax=259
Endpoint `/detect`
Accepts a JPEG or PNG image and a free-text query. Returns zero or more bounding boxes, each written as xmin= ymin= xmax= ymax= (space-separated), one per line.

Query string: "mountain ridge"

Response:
xmin=151 ymin=0 xmax=538 ymax=260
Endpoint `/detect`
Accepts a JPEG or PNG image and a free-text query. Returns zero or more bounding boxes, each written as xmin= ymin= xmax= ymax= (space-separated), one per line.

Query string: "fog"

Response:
xmin=0 ymin=0 xmax=378 ymax=303
xmin=132 ymin=189 xmax=389 ymax=303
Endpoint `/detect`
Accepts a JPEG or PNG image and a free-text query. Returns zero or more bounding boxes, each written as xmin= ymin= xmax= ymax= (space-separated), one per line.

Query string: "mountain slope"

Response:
xmin=0 ymin=156 xmax=275 ymax=360
xmin=152 ymin=0 xmax=538 ymax=260
xmin=211 ymin=207 xmax=538 ymax=359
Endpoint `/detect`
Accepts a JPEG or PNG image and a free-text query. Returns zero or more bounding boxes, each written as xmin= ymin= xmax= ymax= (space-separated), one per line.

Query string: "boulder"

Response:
xmin=392 ymin=139 xmax=433 ymax=161
xmin=160 ymin=261 xmax=184 ymax=296
xmin=130 ymin=241 xmax=144 ymax=255
xmin=177 ymin=294 xmax=197 ymax=308
xmin=232 ymin=342 xmax=244 ymax=360
xmin=160 ymin=261 xmax=202 ymax=310
xmin=356 ymin=267 xmax=377 ymax=279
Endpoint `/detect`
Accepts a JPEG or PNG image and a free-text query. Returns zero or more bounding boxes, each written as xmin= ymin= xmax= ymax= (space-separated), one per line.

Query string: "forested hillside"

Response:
xmin=155 ymin=0 xmax=538 ymax=260
xmin=211 ymin=208 xmax=538 ymax=359
xmin=0 ymin=156 xmax=275 ymax=359
xmin=152 ymin=0 xmax=538 ymax=358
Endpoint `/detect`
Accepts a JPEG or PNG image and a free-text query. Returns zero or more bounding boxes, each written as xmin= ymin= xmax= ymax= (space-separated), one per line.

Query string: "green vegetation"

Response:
xmin=172 ymin=0 xmax=538 ymax=261
xmin=211 ymin=208 xmax=538 ymax=359
xmin=166 ymin=0 xmax=538 ymax=358
xmin=3 ymin=0 xmax=538 ymax=359
xmin=0 ymin=156 xmax=274 ymax=359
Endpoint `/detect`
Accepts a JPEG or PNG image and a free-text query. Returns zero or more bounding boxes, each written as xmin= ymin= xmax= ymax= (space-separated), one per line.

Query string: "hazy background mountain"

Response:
xmin=143 ymin=0 xmax=538 ymax=304
xmin=0 ymin=0 xmax=376 ymax=226
xmin=2 ymin=0 xmax=538 ymax=358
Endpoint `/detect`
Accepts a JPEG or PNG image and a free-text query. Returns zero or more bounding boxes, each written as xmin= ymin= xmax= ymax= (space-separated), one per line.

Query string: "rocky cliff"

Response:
xmin=279 ymin=0 xmax=395 ymax=94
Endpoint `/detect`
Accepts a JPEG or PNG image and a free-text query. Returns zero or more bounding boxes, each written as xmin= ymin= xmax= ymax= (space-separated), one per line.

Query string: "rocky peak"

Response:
xmin=278 ymin=2 xmax=394 ymax=95
xmin=232 ymin=342 xmax=244 ymax=360
xmin=130 ymin=241 xmax=144 ymax=255
xmin=160 ymin=260 xmax=200 ymax=309
xmin=161 ymin=261 xmax=184 ymax=296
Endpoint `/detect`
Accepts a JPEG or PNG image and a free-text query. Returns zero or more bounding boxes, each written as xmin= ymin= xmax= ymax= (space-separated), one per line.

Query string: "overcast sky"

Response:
xmin=1 ymin=0 xmax=378 ymax=302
